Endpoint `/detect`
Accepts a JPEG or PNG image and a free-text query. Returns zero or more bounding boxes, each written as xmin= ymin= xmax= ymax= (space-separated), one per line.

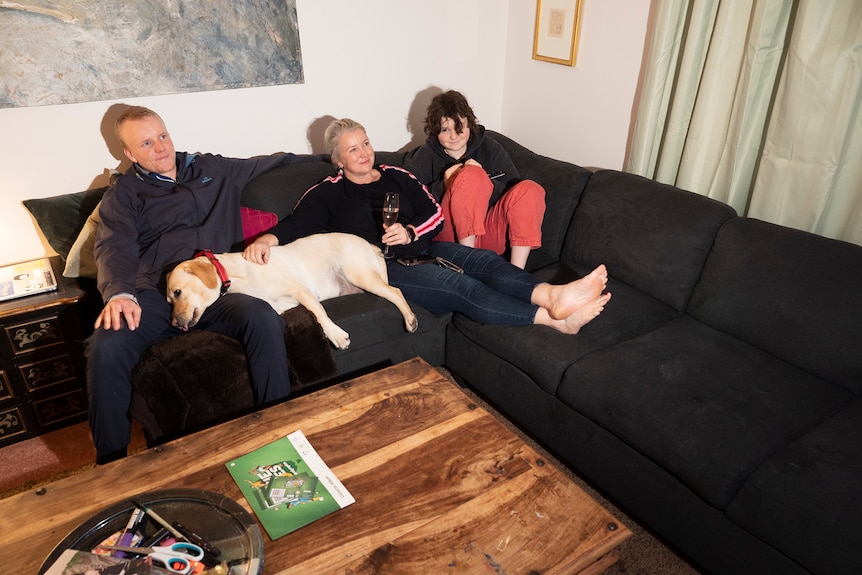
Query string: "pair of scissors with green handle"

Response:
xmin=98 ymin=541 xmax=204 ymax=574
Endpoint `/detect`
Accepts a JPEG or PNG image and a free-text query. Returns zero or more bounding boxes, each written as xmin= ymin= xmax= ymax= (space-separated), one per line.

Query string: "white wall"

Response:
xmin=0 ymin=0 xmax=651 ymax=266
xmin=503 ymin=1 xmax=652 ymax=169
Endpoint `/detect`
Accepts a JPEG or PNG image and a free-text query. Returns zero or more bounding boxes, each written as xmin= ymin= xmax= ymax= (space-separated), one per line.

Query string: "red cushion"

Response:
xmin=241 ymin=207 xmax=278 ymax=243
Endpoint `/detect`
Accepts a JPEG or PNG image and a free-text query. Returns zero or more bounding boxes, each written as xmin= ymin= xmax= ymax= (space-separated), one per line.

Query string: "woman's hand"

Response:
xmin=444 ymin=163 xmax=463 ymax=182
xmin=243 ymin=233 xmax=278 ymax=264
xmin=444 ymin=159 xmax=483 ymax=189
xmin=382 ymin=223 xmax=412 ymax=247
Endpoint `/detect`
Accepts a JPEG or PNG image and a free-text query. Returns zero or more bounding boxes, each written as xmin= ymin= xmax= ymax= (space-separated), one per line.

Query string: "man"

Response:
xmin=88 ymin=106 xmax=300 ymax=464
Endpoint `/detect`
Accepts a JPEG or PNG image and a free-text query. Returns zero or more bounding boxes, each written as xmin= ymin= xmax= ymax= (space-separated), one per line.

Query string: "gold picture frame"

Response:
xmin=532 ymin=0 xmax=583 ymax=66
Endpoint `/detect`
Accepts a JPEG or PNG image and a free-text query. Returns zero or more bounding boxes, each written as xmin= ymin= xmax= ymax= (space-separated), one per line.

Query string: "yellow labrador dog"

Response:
xmin=166 ymin=233 xmax=418 ymax=349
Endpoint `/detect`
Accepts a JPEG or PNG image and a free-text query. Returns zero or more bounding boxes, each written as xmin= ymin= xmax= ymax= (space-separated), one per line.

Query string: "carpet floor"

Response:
xmin=0 ymin=419 xmax=147 ymax=498
xmin=0 ymin=370 xmax=703 ymax=574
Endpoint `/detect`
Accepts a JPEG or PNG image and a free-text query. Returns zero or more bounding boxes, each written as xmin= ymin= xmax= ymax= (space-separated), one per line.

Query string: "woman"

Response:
xmin=245 ymin=118 xmax=610 ymax=334
xmin=404 ymin=90 xmax=545 ymax=269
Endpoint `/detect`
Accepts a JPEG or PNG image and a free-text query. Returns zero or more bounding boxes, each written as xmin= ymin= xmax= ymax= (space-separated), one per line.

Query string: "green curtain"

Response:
xmin=627 ymin=0 xmax=862 ymax=246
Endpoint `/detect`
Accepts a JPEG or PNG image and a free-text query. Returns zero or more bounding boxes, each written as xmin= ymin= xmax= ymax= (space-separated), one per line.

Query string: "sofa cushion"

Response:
xmin=322 ymin=292 xmax=450 ymax=374
xmin=727 ymin=398 xmax=862 ymax=575
xmin=452 ymin=261 xmax=679 ymax=394
xmin=63 ymin=202 xmax=101 ymax=278
xmin=487 ymin=130 xmax=592 ymax=270
xmin=566 ymin=170 xmax=736 ymax=311
xmin=556 ymin=315 xmax=852 ymax=509
xmin=688 ymin=217 xmax=862 ymax=393
xmin=23 ymin=187 xmax=107 ymax=261
xmin=376 ymin=151 xmax=407 ymax=167
xmin=240 ymin=206 xmax=279 ymax=243
xmin=240 ymin=160 xmax=334 ymax=219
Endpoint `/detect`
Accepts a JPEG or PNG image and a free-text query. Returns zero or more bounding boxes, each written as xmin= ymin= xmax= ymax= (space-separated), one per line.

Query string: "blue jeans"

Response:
xmin=85 ymin=289 xmax=290 ymax=457
xmin=386 ymin=242 xmax=540 ymax=324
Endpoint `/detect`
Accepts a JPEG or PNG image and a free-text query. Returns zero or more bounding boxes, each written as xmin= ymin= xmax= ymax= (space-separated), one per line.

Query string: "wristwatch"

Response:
xmin=406 ymin=226 xmax=417 ymax=243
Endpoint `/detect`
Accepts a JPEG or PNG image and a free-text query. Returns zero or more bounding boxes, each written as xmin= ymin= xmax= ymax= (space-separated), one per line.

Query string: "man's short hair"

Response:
xmin=115 ymin=106 xmax=163 ymax=147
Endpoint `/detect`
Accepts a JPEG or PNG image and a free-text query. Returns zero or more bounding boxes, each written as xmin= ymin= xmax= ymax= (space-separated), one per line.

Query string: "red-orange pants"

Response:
xmin=435 ymin=164 xmax=546 ymax=255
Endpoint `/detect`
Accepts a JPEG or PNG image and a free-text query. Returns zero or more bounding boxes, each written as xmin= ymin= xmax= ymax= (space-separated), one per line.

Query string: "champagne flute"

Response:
xmin=382 ymin=192 xmax=400 ymax=258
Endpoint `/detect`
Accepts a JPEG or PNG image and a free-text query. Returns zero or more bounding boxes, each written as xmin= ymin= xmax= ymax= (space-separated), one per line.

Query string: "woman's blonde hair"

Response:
xmin=324 ymin=118 xmax=366 ymax=167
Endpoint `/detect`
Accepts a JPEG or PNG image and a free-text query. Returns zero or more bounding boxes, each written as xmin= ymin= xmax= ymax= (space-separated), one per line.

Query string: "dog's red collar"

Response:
xmin=194 ymin=250 xmax=231 ymax=295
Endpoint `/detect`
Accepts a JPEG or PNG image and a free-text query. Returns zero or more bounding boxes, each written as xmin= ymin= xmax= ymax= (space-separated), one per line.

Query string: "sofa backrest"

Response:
xmin=688 ymin=217 xmax=862 ymax=392
xmin=488 ymin=131 xmax=592 ymax=270
xmin=241 ymin=152 xmax=407 ymax=219
xmin=565 ymin=169 xmax=737 ymax=312
xmin=240 ymin=160 xmax=333 ymax=219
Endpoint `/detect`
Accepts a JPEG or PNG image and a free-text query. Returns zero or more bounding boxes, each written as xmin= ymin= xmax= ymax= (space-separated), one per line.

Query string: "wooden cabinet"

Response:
xmin=0 ymin=257 xmax=87 ymax=447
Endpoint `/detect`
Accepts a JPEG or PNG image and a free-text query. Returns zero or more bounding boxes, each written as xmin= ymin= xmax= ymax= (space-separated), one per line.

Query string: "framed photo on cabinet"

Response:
xmin=532 ymin=0 xmax=583 ymax=66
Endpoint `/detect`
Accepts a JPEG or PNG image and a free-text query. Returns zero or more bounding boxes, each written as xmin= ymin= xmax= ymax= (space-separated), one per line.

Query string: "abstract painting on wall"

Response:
xmin=0 ymin=0 xmax=304 ymax=108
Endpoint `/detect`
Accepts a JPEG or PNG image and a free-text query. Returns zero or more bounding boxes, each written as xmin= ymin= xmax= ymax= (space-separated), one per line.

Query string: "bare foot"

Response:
xmin=534 ymin=292 xmax=611 ymax=334
xmin=560 ymin=292 xmax=611 ymax=334
xmin=535 ymin=264 xmax=608 ymax=320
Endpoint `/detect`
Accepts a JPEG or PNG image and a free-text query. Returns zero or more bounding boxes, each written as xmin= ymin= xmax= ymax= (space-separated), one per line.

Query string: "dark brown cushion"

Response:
xmin=130 ymin=305 xmax=337 ymax=443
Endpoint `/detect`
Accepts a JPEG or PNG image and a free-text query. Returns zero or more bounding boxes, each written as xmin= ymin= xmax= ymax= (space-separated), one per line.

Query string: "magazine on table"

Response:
xmin=225 ymin=429 xmax=355 ymax=540
xmin=0 ymin=257 xmax=58 ymax=302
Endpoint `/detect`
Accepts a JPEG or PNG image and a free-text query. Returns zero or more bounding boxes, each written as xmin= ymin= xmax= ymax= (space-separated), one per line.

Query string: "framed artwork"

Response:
xmin=0 ymin=0 xmax=303 ymax=108
xmin=532 ymin=0 xmax=583 ymax=66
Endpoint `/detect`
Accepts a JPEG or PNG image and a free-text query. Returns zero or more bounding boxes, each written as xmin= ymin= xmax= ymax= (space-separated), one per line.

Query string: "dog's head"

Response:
xmin=166 ymin=258 xmax=221 ymax=330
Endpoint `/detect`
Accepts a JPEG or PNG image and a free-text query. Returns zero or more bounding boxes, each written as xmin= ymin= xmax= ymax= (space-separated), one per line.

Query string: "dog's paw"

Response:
xmin=405 ymin=314 xmax=419 ymax=333
xmin=325 ymin=325 xmax=351 ymax=349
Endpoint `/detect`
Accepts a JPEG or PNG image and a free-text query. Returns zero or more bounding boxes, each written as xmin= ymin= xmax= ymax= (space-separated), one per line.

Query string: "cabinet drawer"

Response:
xmin=33 ymin=389 xmax=87 ymax=427
xmin=0 ymin=369 xmax=12 ymax=401
xmin=0 ymin=405 xmax=28 ymax=444
xmin=3 ymin=315 xmax=64 ymax=356
xmin=17 ymin=354 xmax=77 ymax=392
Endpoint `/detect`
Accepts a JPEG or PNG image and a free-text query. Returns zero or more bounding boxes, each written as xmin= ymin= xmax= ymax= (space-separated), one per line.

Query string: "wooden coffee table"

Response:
xmin=0 ymin=358 xmax=630 ymax=574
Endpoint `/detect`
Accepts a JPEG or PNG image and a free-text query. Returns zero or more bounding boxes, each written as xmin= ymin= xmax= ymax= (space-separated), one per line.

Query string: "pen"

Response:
xmin=131 ymin=499 xmax=187 ymax=542
xmin=140 ymin=527 xmax=172 ymax=547
xmin=114 ymin=507 xmax=145 ymax=558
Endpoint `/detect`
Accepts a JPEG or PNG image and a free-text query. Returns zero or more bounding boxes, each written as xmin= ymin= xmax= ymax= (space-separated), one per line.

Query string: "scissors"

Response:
xmin=98 ymin=541 xmax=204 ymax=574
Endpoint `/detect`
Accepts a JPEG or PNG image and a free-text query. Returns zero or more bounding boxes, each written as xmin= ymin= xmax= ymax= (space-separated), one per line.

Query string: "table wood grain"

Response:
xmin=0 ymin=358 xmax=630 ymax=574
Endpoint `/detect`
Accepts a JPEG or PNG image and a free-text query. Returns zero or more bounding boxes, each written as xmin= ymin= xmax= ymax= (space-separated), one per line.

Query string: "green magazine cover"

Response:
xmin=225 ymin=430 xmax=355 ymax=540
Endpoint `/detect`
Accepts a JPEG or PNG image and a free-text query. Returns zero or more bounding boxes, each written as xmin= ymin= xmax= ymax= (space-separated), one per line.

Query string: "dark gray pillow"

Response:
xmin=23 ymin=187 xmax=106 ymax=261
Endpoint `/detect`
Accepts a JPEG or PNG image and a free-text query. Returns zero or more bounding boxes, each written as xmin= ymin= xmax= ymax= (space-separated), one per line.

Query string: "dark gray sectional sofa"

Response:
xmin=447 ymin=133 xmax=862 ymax=575
xmin=24 ymin=132 xmax=861 ymax=575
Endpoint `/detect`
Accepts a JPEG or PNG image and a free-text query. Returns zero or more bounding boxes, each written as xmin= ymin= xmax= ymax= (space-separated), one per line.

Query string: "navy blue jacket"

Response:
xmin=95 ymin=151 xmax=303 ymax=301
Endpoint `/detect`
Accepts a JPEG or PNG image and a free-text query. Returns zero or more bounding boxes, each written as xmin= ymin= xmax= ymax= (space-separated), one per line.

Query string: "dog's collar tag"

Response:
xmin=194 ymin=249 xmax=232 ymax=295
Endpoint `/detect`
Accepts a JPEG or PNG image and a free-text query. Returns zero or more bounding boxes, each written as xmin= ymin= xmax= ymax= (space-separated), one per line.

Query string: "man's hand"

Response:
xmin=243 ymin=233 xmax=279 ymax=264
xmin=95 ymin=297 xmax=142 ymax=331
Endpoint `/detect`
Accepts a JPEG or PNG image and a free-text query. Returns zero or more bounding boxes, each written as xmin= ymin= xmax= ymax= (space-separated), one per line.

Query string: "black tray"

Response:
xmin=39 ymin=488 xmax=263 ymax=574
